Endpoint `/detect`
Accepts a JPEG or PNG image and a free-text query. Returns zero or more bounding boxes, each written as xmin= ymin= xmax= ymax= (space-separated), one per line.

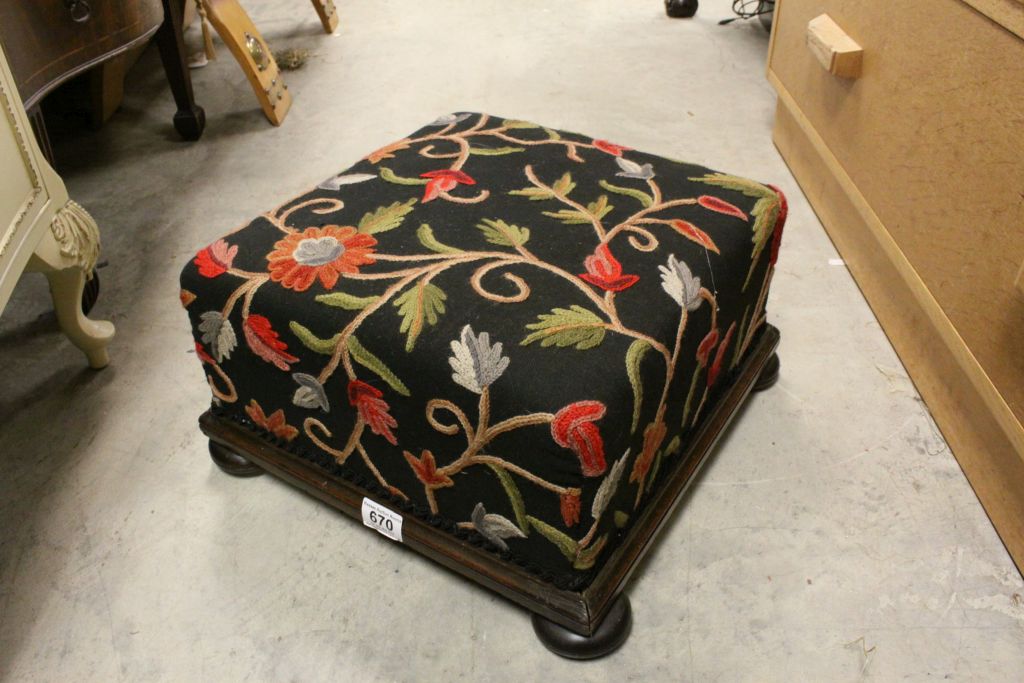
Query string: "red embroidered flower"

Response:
xmin=194 ymin=239 xmax=238 ymax=278
xmin=195 ymin=341 xmax=215 ymax=364
xmin=551 ymin=401 xmax=607 ymax=477
xmin=579 ymin=243 xmax=640 ymax=292
xmin=245 ymin=399 xmax=299 ymax=441
xmin=348 ymin=380 xmax=398 ymax=444
xmin=403 ymin=449 xmax=453 ymax=488
xmin=420 ymin=169 xmax=476 ymax=203
xmin=707 ymin=322 xmax=736 ymax=387
xmin=593 ymin=139 xmax=631 ymax=157
xmin=696 ymin=328 xmax=719 ymax=366
xmin=697 ymin=195 xmax=748 ymax=221
xmin=767 ymin=184 xmax=788 ymax=266
xmin=243 ymin=314 xmax=299 ymax=371
xmin=560 ymin=489 xmax=581 ymax=527
xmin=180 ymin=289 xmax=196 ymax=308
xmin=630 ymin=419 xmax=667 ymax=487
xmin=267 ymin=225 xmax=377 ymax=292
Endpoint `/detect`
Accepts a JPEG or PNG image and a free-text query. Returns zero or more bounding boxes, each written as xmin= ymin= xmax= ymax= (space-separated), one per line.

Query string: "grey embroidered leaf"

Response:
xmin=449 ymin=325 xmax=510 ymax=394
xmin=429 ymin=112 xmax=472 ymax=126
xmin=659 ymin=254 xmax=702 ymax=311
xmin=471 ymin=503 xmax=526 ymax=552
xmin=317 ymin=173 xmax=375 ymax=191
xmin=592 ymin=451 xmax=629 ymax=520
xmin=615 ymin=156 xmax=655 ymax=180
xmin=292 ymin=373 xmax=329 ymax=412
xmin=198 ymin=311 xmax=237 ymax=362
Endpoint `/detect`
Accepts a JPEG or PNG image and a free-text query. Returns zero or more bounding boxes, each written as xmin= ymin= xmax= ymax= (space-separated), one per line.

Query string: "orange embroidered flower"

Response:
xmin=696 ymin=328 xmax=719 ymax=367
xmin=194 ymin=239 xmax=238 ymax=278
xmin=245 ymin=399 xmax=299 ymax=441
xmin=267 ymin=225 xmax=377 ymax=292
xmin=403 ymin=449 xmax=453 ymax=488
xmin=560 ymin=489 xmax=581 ymax=527
xmin=348 ymin=380 xmax=398 ymax=445
xmin=194 ymin=341 xmax=215 ymax=364
xmin=629 ymin=419 xmax=667 ymax=487
xmin=420 ymin=169 xmax=475 ymax=203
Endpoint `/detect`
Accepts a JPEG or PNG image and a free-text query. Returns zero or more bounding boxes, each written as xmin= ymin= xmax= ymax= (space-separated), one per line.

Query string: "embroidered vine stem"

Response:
xmin=523 ymin=165 xmax=606 ymax=239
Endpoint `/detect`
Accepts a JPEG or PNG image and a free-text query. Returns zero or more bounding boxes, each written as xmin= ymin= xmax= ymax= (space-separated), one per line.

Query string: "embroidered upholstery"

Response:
xmin=180 ymin=112 xmax=787 ymax=589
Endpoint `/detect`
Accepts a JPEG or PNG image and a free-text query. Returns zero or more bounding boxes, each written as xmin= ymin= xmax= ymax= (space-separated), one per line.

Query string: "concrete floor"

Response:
xmin=2 ymin=0 xmax=1023 ymax=680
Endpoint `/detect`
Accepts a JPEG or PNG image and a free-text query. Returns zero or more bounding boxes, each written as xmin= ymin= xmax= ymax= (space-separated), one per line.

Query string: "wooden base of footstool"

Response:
xmin=198 ymin=325 xmax=780 ymax=657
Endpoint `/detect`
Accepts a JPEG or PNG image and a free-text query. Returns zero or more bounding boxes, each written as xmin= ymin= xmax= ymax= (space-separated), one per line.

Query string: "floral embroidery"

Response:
xmin=243 ymin=315 xmax=299 ymax=371
xmin=245 ymin=399 xmax=299 ymax=441
xmin=593 ymin=139 xmax=631 ymax=156
xmin=267 ymin=225 xmax=377 ymax=292
xmin=183 ymin=112 xmax=787 ymax=579
xmin=403 ymin=449 xmax=454 ymax=488
xmin=348 ymin=380 xmax=399 ymax=444
xmin=420 ymin=169 xmax=476 ymax=203
xmin=579 ymin=243 xmax=639 ymax=292
xmin=194 ymin=239 xmax=237 ymax=278
xmin=552 ymin=401 xmax=608 ymax=477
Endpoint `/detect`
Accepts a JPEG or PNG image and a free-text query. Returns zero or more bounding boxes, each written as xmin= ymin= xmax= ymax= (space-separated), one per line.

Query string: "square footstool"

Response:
xmin=180 ymin=112 xmax=786 ymax=659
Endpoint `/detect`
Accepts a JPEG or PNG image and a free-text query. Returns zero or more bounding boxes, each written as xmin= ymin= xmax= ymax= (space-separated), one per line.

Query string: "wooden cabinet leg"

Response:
xmin=156 ymin=0 xmax=206 ymax=140
xmin=310 ymin=0 xmax=339 ymax=33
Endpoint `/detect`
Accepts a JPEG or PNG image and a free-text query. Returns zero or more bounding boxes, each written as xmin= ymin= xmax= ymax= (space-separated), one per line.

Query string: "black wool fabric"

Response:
xmin=180 ymin=112 xmax=787 ymax=589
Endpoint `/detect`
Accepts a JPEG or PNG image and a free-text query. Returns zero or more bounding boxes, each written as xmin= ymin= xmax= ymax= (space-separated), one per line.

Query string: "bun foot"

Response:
xmin=209 ymin=440 xmax=263 ymax=477
xmin=753 ymin=352 xmax=780 ymax=392
xmin=665 ymin=0 xmax=698 ymax=18
xmin=173 ymin=105 xmax=206 ymax=141
xmin=532 ymin=594 xmax=632 ymax=659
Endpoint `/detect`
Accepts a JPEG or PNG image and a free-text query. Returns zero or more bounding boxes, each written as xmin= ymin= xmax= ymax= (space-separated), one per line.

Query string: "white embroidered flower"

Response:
xmin=429 ymin=112 xmax=472 ymax=126
xmin=197 ymin=311 xmax=237 ymax=362
xmin=659 ymin=254 xmax=703 ymax=311
xmin=449 ymin=325 xmax=510 ymax=393
xmin=292 ymin=236 xmax=345 ymax=266
xmin=615 ymin=156 xmax=655 ymax=180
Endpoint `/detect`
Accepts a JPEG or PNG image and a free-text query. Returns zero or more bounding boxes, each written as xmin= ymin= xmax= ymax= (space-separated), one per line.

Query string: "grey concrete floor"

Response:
xmin=2 ymin=0 xmax=1023 ymax=680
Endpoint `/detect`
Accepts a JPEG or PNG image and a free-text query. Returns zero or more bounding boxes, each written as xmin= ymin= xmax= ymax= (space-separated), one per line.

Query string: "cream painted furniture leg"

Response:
xmin=0 ymin=42 xmax=115 ymax=368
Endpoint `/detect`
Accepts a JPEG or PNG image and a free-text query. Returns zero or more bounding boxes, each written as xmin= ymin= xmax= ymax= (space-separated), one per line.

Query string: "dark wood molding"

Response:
xmin=198 ymin=324 xmax=780 ymax=637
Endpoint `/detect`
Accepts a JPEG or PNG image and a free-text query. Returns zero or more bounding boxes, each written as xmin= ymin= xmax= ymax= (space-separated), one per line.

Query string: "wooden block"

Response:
xmin=806 ymin=13 xmax=863 ymax=78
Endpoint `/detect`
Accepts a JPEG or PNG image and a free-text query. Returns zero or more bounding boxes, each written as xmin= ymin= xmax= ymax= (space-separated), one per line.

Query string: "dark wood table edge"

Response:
xmin=198 ymin=324 xmax=780 ymax=636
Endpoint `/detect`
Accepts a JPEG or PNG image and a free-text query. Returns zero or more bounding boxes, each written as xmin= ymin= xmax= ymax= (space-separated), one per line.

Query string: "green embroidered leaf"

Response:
xmin=688 ymin=173 xmax=775 ymax=199
xmin=599 ymin=179 xmax=653 ymax=208
xmin=521 ymin=305 xmax=606 ymax=350
xmin=416 ymin=223 xmax=463 ymax=254
xmin=625 ymin=339 xmax=651 ymax=433
xmin=486 ymin=464 xmax=528 ymax=532
xmin=665 ymin=435 xmax=681 ymax=456
xmin=573 ymin=535 xmax=608 ymax=570
xmin=503 ymin=119 xmax=540 ymax=129
xmin=543 ymin=127 xmax=562 ymax=140
xmin=688 ymin=173 xmax=780 ymax=289
xmin=477 ymin=218 xmax=530 ymax=247
xmin=552 ymin=172 xmax=576 ymax=196
xmin=681 ymin=370 xmax=701 ymax=429
xmin=542 ymin=195 xmax=613 ymax=225
xmin=509 ymin=172 xmax=575 ymax=202
xmin=288 ymin=321 xmax=340 ymax=355
xmin=359 ymin=198 xmax=417 ymax=235
xmin=394 ymin=280 xmax=447 ymax=352
xmin=469 ymin=146 xmax=525 ymax=156
xmin=527 ymin=515 xmax=578 ymax=560
xmin=379 ymin=167 xmax=428 ymax=186
xmin=315 ymin=291 xmax=379 ymax=310
xmin=646 ymin=450 xmax=664 ymax=493
xmin=613 ymin=511 xmax=630 ymax=528
xmin=732 ymin=306 xmax=750 ymax=370
xmin=347 ymin=335 xmax=410 ymax=396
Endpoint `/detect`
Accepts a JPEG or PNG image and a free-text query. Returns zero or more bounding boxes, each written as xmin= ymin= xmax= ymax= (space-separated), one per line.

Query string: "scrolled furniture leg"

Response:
xmin=532 ymin=594 xmax=632 ymax=660
xmin=209 ymin=440 xmax=264 ymax=477
xmin=753 ymin=352 xmax=780 ymax=392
